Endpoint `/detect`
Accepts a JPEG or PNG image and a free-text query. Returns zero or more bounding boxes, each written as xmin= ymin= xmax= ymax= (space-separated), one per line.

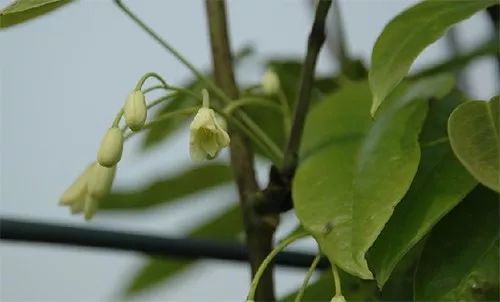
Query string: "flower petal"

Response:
xmin=60 ymin=164 xmax=94 ymax=206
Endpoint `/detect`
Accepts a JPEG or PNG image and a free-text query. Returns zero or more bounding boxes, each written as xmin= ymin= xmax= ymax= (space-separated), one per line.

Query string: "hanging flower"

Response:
xmin=124 ymin=90 xmax=147 ymax=131
xmin=97 ymin=127 xmax=123 ymax=167
xmin=189 ymin=108 xmax=230 ymax=160
xmin=59 ymin=164 xmax=94 ymax=210
xmin=59 ymin=163 xmax=116 ymax=221
xmin=189 ymin=91 xmax=230 ymax=161
xmin=261 ymin=69 xmax=280 ymax=95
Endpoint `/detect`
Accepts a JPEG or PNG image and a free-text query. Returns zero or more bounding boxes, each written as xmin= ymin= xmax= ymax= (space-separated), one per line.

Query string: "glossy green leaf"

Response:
xmin=101 ymin=164 xmax=232 ymax=210
xmin=125 ymin=205 xmax=242 ymax=295
xmin=367 ymin=91 xmax=477 ymax=287
xmin=369 ymin=0 xmax=496 ymax=115
xmin=293 ymin=75 xmax=453 ymax=279
xmin=414 ymin=186 xmax=499 ymax=301
xmin=448 ymin=96 xmax=500 ymax=192
xmin=0 ymin=0 xmax=72 ymax=28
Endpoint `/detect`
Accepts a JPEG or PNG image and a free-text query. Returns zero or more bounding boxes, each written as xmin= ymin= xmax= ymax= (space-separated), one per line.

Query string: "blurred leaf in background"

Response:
xmin=100 ymin=163 xmax=233 ymax=210
xmin=0 ymin=0 xmax=73 ymax=28
xmin=124 ymin=205 xmax=242 ymax=295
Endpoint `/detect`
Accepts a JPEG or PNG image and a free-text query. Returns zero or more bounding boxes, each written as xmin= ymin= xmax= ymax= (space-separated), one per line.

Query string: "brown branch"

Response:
xmin=258 ymin=0 xmax=332 ymax=215
xmin=204 ymin=1 xmax=278 ymax=301
xmin=282 ymin=0 xmax=332 ymax=177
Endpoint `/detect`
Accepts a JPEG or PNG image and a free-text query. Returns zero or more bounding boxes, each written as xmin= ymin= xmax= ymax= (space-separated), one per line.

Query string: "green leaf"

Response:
xmin=369 ymin=0 xmax=496 ymax=115
xmin=0 ymin=0 xmax=72 ymax=28
xmin=368 ymin=91 xmax=477 ymax=288
xmin=293 ymin=75 xmax=453 ymax=279
xmin=125 ymin=205 xmax=242 ymax=295
xmin=101 ymin=164 xmax=232 ymax=210
xmin=448 ymin=96 xmax=500 ymax=192
xmin=414 ymin=186 xmax=499 ymax=301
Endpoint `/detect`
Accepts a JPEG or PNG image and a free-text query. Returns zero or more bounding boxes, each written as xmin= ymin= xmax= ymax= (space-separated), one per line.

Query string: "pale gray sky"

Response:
xmin=0 ymin=0 xmax=496 ymax=301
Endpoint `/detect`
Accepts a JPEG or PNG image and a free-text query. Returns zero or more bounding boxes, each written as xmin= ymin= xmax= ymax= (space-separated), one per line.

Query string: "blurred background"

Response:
xmin=0 ymin=0 xmax=497 ymax=301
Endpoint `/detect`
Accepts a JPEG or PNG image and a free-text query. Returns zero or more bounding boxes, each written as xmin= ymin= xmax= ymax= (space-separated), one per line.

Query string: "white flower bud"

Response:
xmin=97 ymin=127 xmax=123 ymax=167
xmin=59 ymin=164 xmax=94 ymax=206
xmin=331 ymin=295 xmax=347 ymax=302
xmin=87 ymin=163 xmax=116 ymax=200
xmin=189 ymin=108 xmax=230 ymax=161
xmin=261 ymin=69 xmax=280 ymax=94
xmin=124 ymin=90 xmax=147 ymax=131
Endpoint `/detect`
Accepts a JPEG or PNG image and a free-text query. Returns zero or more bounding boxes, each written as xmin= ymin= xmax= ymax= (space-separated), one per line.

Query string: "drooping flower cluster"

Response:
xmin=60 ymin=78 xmax=230 ymax=221
xmin=59 ymin=89 xmax=148 ymax=220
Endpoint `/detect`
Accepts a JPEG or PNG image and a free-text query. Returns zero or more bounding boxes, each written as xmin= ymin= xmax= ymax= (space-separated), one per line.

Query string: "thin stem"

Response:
xmin=202 ymin=89 xmax=210 ymax=108
xmin=115 ymin=0 xmax=282 ymax=167
xmin=112 ymin=108 xmax=124 ymax=127
xmin=294 ymin=255 xmax=322 ymax=302
xmin=167 ymin=85 xmax=203 ymax=103
xmin=247 ymin=232 xmax=308 ymax=301
xmin=123 ymin=107 xmax=197 ymax=141
xmin=143 ymin=84 xmax=168 ymax=94
xmin=213 ymin=109 xmax=281 ymax=165
xmin=135 ymin=72 xmax=169 ymax=90
xmin=278 ymin=89 xmax=292 ymax=137
xmin=330 ymin=0 xmax=351 ymax=75
xmin=332 ymin=262 xmax=342 ymax=297
xmin=282 ymin=0 xmax=332 ymax=177
xmin=114 ymin=0 xmax=207 ymax=83
xmin=224 ymin=97 xmax=282 ymax=115
xmin=146 ymin=94 xmax=175 ymax=110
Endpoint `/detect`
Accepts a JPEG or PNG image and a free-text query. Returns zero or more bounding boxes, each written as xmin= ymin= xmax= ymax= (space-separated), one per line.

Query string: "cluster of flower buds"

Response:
xmin=189 ymin=90 xmax=230 ymax=161
xmin=60 ymin=77 xmax=231 ymax=220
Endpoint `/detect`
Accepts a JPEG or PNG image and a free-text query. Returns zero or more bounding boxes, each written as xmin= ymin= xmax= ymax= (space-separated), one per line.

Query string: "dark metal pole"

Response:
xmin=0 ymin=218 xmax=329 ymax=270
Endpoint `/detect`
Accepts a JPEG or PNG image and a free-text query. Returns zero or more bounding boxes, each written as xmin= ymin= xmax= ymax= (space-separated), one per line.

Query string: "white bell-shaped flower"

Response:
xmin=189 ymin=107 xmax=230 ymax=161
xmin=59 ymin=164 xmax=94 ymax=209
xmin=59 ymin=162 xmax=116 ymax=221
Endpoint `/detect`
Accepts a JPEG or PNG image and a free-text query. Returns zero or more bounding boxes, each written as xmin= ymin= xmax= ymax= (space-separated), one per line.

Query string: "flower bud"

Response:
xmin=189 ymin=108 xmax=230 ymax=161
xmin=87 ymin=163 xmax=116 ymax=200
xmin=124 ymin=90 xmax=147 ymax=131
xmin=97 ymin=127 xmax=123 ymax=167
xmin=59 ymin=164 xmax=94 ymax=206
xmin=331 ymin=295 xmax=347 ymax=302
xmin=261 ymin=69 xmax=280 ymax=94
